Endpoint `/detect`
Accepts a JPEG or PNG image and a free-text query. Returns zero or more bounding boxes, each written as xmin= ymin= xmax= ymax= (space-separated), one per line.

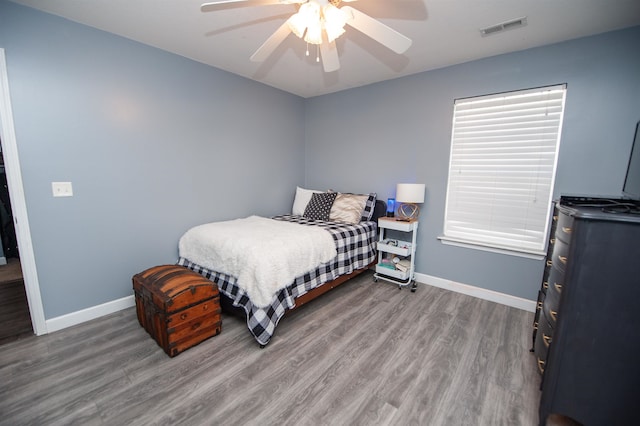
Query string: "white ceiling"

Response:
xmin=10 ymin=0 xmax=640 ymax=98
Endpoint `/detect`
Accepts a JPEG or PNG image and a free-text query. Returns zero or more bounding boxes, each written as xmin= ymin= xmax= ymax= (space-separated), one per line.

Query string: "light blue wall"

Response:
xmin=2 ymin=0 xmax=639 ymax=319
xmin=0 ymin=1 xmax=305 ymax=318
xmin=305 ymin=26 xmax=640 ymax=300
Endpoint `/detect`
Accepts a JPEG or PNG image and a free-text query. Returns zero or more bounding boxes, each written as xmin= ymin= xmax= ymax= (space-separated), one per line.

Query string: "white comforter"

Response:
xmin=178 ymin=216 xmax=337 ymax=308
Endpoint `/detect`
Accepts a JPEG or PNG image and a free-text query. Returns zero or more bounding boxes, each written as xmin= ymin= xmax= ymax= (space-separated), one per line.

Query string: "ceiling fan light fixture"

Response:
xmin=323 ymin=4 xmax=347 ymax=42
xmin=287 ymin=0 xmax=348 ymax=45
xmin=288 ymin=2 xmax=319 ymax=38
xmin=324 ymin=24 xmax=345 ymax=43
xmin=202 ymin=0 xmax=412 ymax=73
xmin=304 ymin=20 xmax=323 ymax=44
xmin=287 ymin=13 xmax=308 ymax=38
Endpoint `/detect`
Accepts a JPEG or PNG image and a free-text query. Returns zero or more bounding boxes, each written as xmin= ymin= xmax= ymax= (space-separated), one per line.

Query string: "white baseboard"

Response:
xmin=43 ymin=273 xmax=535 ymax=334
xmin=414 ymin=272 xmax=536 ymax=312
xmin=46 ymin=294 xmax=135 ymax=333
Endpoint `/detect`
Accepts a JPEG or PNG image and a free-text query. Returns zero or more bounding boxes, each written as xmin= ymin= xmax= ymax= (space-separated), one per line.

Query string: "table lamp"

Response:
xmin=396 ymin=183 xmax=425 ymax=221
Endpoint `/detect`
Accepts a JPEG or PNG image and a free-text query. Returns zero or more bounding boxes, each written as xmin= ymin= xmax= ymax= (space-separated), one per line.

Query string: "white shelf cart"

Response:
xmin=373 ymin=217 xmax=418 ymax=292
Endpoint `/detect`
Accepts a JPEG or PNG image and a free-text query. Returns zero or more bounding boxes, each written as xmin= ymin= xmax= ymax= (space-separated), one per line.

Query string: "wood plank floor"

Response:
xmin=0 ymin=258 xmax=32 ymax=345
xmin=0 ymin=271 xmax=542 ymax=425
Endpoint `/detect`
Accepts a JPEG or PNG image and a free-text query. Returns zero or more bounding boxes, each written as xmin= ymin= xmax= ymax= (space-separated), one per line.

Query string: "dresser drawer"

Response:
xmin=555 ymin=212 xmax=574 ymax=244
xmin=546 ymin=234 xmax=556 ymax=258
xmin=546 ymin=211 xmax=559 ymax=256
xmin=533 ymin=290 xmax=546 ymax=330
xmin=541 ymin=266 xmax=551 ymax=295
xmin=534 ymin=309 xmax=555 ymax=375
xmin=547 ymin=267 xmax=564 ymax=297
xmin=532 ymin=289 xmax=546 ymax=348
xmin=549 ymin=239 xmax=569 ymax=273
xmin=543 ymin=291 xmax=560 ymax=328
xmin=543 ymin=270 xmax=562 ymax=321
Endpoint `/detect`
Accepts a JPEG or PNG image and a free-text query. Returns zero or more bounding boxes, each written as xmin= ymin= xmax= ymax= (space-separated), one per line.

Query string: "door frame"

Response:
xmin=0 ymin=48 xmax=46 ymax=335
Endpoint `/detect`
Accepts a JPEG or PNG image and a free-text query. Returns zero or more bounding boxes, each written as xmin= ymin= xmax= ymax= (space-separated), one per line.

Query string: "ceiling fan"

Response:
xmin=200 ymin=0 xmax=412 ymax=73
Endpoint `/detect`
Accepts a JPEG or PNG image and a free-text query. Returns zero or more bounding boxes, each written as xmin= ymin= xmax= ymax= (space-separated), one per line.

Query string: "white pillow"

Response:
xmin=292 ymin=186 xmax=323 ymax=216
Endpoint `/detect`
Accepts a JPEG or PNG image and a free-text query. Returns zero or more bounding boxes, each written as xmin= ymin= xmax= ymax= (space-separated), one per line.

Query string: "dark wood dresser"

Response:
xmin=533 ymin=196 xmax=640 ymax=426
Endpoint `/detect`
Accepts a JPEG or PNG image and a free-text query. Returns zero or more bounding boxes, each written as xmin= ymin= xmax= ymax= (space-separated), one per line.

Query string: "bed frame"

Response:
xmin=219 ymin=200 xmax=386 ymax=337
xmin=285 ymin=259 xmax=376 ymax=314
xmin=219 ymin=260 xmax=376 ymax=320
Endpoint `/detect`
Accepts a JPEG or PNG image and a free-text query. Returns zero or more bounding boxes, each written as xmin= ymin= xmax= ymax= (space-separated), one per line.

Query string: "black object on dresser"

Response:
xmin=533 ymin=196 xmax=640 ymax=426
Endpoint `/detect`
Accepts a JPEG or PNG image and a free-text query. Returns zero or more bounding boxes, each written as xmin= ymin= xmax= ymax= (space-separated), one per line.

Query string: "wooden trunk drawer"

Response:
xmin=133 ymin=265 xmax=222 ymax=357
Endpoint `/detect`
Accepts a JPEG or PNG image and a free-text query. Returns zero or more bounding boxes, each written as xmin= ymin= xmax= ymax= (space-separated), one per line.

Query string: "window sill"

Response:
xmin=438 ymin=236 xmax=546 ymax=260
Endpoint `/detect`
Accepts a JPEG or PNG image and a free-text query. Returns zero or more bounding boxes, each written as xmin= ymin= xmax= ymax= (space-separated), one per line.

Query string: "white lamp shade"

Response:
xmin=396 ymin=183 xmax=425 ymax=203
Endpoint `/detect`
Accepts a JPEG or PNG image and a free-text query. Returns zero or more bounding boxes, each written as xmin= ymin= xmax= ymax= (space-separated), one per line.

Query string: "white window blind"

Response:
xmin=443 ymin=84 xmax=567 ymax=255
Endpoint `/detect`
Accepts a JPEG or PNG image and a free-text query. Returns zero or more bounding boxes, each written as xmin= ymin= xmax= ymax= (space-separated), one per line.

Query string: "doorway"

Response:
xmin=0 ymin=143 xmax=31 ymax=344
xmin=0 ymin=48 xmax=46 ymax=337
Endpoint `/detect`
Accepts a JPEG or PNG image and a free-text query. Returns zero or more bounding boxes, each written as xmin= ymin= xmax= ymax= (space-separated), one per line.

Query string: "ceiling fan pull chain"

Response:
xmin=306 ymin=43 xmax=310 ymax=57
xmin=316 ymin=45 xmax=320 ymax=63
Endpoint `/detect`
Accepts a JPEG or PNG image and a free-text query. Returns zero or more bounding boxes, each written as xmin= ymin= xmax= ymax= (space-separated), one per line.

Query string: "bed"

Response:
xmin=177 ymin=189 xmax=385 ymax=347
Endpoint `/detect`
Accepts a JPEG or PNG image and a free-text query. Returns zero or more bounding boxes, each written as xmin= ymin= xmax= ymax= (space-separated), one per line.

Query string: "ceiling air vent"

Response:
xmin=480 ymin=17 xmax=527 ymax=36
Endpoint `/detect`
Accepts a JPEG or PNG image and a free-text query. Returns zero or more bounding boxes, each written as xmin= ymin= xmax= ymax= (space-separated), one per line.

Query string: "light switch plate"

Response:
xmin=52 ymin=182 xmax=73 ymax=197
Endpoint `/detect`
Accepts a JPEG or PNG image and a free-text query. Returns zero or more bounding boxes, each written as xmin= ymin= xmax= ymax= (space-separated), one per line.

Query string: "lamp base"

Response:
xmin=397 ymin=203 xmax=420 ymax=221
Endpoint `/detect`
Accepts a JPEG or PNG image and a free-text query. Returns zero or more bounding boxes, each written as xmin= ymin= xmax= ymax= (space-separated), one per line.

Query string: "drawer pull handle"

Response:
xmin=558 ymin=255 xmax=567 ymax=264
xmin=554 ymin=283 xmax=563 ymax=293
xmin=533 ymin=322 xmax=538 ymax=330
xmin=553 ymin=215 xmax=558 ymax=222
xmin=537 ymin=301 xmax=543 ymax=309
xmin=562 ymin=226 xmax=572 ymax=234
xmin=549 ymin=238 xmax=556 ymax=245
xmin=543 ymin=281 xmax=549 ymax=290
xmin=546 ymin=260 xmax=553 ymax=267
xmin=203 ymin=304 xmax=208 ymax=310
xmin=537 ymin=358 xmax=545 ymax=374
xmin=543 ymin=333 xmax=552 ymax=347
xmin=550 ymin=310 xmax=558 ymax=322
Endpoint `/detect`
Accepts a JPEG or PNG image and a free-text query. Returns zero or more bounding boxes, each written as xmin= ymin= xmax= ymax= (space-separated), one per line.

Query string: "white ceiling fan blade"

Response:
xmin=201 ymin=0 xmax=298 ymax=12
xmin=342 ymin=6 xmax=412 ymax=54
xmin=250 ymin=21 xmax=293 ymax=63
xmin=319 ymin=36 xmax=340 ymax=72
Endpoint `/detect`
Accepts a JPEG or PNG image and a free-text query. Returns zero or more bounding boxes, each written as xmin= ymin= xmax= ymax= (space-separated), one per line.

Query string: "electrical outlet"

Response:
xmin=52 ymin=182 xmax=73 ymax=197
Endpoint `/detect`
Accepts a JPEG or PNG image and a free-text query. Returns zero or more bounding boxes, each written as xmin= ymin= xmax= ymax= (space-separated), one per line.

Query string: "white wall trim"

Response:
xmin=46 ymin=295 xmax=136 ymax=333
xmin=43 ymin=273 xmax=535 ymax=333
xmin=414 ymin=272 xmax=536 ymax=312
xmin=0 ymin=48 xmax=48 ymax=335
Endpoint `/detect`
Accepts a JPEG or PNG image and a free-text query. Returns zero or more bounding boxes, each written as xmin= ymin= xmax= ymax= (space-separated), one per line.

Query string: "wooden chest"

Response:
xmin=133 ymin=265 xmax=221 ymax=357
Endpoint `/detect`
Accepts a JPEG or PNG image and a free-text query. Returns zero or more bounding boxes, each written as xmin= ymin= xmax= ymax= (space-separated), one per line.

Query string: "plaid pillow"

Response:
xmin=360 ymin=193 xmax=378 ymax=221
xmin=303 ymin=192 xmax=337 ymax=221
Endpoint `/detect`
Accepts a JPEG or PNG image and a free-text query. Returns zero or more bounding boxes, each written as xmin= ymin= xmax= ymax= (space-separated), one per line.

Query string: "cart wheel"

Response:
xmin=373 ymin=276 xmax=378 ymax=282
xmin=398 ymin=285 xmax=402 ymax=290
xmin=411 ymin=281 xmax=417 ymax=293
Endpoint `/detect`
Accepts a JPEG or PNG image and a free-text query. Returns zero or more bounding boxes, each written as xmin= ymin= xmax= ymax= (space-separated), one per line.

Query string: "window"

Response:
xmin=442 ymin=84 xmax=567 ymax=256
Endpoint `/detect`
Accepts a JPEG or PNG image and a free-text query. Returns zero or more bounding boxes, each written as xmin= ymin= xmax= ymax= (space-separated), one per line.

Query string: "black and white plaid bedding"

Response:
xmin=177 ymin=215 xmax=377 ymax=346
